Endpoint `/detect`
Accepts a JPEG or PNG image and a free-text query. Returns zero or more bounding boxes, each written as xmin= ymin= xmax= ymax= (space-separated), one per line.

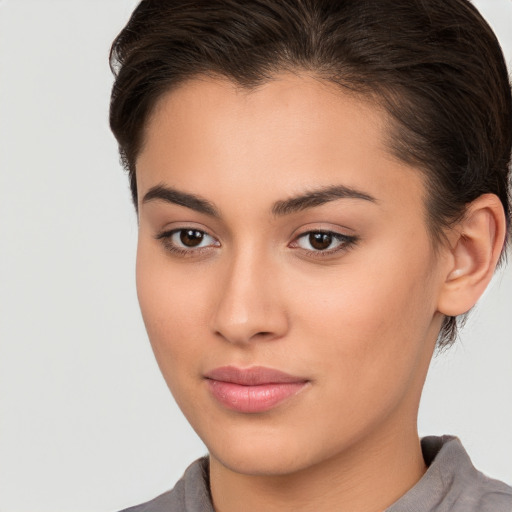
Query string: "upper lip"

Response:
xmin=204 ymin=366 xmax=308 ymax=386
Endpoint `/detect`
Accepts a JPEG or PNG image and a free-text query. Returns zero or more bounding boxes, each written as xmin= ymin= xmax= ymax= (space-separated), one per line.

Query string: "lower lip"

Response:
xmin=206 ymin=380 xmax=307 ymax=413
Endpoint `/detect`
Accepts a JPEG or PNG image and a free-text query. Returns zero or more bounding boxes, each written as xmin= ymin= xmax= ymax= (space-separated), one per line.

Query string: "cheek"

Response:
xmin=135 ymin=242 xmax=210 ymax=383
xmin=288 ymin=244 xmax=438 ymax=399
xmin=311 ymin=270 xmax=430 ymax=346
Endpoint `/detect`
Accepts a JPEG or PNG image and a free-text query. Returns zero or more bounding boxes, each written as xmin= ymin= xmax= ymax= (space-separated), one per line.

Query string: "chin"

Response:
xmin=211 ymin=445 xmax=311 ymax=477
xmin=202 ymin=421 xmax=331 ymax=477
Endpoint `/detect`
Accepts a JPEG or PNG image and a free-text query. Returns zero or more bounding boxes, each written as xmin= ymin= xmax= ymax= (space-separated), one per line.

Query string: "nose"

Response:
xmin=210 ymin=249 xmax=289 ymax=345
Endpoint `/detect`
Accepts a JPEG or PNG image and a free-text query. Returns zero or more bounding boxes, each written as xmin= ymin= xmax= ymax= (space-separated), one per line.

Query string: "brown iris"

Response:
xmin=309 ymin=232 xmax=333 ymax=250
xmin=180 ymin=229 xmax=204 ymax=247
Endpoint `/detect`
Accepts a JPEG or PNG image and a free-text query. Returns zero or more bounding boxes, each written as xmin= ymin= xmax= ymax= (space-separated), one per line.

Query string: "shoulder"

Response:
xmin=388 ymin=435 xmax=512 ymax=512
xmin=118 ymin=457 xmax=214 ymax=512
xmin=428 ymin=436 xmax=512 ymax=512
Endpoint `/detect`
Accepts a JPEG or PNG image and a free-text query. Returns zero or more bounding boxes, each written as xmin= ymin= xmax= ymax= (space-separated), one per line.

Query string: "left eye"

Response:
xmin=294 ymin=231 xmax=353 ymax=252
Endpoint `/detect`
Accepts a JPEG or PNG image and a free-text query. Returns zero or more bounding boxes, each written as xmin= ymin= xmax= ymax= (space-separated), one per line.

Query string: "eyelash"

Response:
xmin=290 ymin=231 xmax=358 ymax=258
xmin=155 ymin=228 xmax=358 ymax=258
xmin=155 ymin=228 xmax=220 ymax=257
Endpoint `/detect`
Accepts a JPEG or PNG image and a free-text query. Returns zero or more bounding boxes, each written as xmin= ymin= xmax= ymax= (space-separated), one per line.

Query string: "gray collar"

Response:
xmin=385 ymin=435 xmax=512 ymax=511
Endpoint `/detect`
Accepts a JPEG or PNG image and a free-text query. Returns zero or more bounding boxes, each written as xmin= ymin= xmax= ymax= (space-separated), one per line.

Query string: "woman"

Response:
xmin=109 ymin=0 xmax=512 ymax=510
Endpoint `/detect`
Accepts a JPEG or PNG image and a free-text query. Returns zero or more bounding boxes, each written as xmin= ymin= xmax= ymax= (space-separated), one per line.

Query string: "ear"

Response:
xmin=437 ymin=194 xmax=507 ymax=317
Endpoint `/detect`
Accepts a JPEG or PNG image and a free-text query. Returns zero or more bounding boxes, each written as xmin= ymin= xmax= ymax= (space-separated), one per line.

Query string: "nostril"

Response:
xmin=214 ymin=329 xmax=275 ymax=344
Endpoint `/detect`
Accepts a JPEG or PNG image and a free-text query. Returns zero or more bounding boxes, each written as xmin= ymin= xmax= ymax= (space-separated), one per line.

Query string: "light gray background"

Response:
xmin=0 ymin=1 xmax=510 ymax=511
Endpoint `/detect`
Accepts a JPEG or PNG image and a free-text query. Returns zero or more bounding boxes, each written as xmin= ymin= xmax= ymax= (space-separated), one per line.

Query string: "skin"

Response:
xmin=135 ymin=74 xmax=505 ymax=512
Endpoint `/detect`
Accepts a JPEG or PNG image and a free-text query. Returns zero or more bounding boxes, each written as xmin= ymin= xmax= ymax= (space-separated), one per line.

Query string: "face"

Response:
xmin=135 ymin=74 xmax=445 ymax=476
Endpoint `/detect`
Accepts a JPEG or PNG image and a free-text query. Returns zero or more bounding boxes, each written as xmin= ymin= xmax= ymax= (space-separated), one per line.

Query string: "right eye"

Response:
xmin=156 ymin=228 xmax=220 ymax=256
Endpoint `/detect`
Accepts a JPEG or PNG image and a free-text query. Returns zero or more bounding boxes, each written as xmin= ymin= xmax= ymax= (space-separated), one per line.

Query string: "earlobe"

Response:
xmin=437 ymin=194 xmax=506 ymax=317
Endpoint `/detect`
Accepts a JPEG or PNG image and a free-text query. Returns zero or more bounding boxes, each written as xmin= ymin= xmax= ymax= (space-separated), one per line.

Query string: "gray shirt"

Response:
xmin=120 ymin=436 xmax=512 ymax=511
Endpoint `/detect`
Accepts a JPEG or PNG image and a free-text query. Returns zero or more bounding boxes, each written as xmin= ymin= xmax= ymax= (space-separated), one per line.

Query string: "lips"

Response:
xmin=204 ymin=366 xmax=309 ymax=413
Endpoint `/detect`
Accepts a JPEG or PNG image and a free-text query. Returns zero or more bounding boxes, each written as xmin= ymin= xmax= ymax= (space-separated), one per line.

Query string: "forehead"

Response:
xmin=143 ymin=73 xmax=385 ymax=160
xmin=137 ymin=73 xmax=425 ymax=214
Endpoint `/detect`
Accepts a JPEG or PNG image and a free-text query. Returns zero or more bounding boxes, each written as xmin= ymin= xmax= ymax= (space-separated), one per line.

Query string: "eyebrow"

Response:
xmin=142 ymin=184 xmax=220 ymax=217
xmin=141 ymin=183 xmax=377 ymax=218
xmin=271 ymin=185 xmax=377 ymax=216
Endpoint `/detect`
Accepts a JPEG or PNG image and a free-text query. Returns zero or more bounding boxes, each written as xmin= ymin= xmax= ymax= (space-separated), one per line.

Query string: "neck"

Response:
xmin=209 ymin=420 xmax=426 ymax=512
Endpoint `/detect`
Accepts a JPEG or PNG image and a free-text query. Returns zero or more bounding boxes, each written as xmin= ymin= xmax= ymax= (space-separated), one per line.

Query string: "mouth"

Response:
xmin=204 ymin=366 xmax=309 ymax=413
